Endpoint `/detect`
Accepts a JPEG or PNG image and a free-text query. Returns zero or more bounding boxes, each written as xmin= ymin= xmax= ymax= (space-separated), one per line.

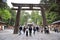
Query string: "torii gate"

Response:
xmin=12 ymin=3 xmax=48 ymax=34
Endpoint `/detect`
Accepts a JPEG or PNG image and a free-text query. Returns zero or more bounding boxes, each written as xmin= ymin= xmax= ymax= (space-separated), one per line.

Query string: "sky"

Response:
xmin=7 ymin=0 xmax=41 ymax=15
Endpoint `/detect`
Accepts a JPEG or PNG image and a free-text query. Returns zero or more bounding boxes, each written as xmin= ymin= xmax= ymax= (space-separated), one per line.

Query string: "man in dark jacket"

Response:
xmin=23 ymin=27 xmax=26 ymax=33
xmin=29 ymin=26 xmax=32 ymax=36
xmin=33 ymin=27 xmax=36 ymax=35
xmin=36 ymin=26 xmax=39 ymax=32
xmin=19 ymin=26 xmax=22 ymax=35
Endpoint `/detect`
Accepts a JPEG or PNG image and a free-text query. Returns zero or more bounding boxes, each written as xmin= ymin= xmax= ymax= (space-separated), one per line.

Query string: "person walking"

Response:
xmin=36 ymin=26 xmax=39 ymax=32
xmin=29 ymin=26 xmax=32 ymax=36
xmin=44 ymin=26 xmax=49 ymax=34
xmin=33 ymin=27 xmax=36 ymax=35
xmin=23 ymin=27 xmax=26 ymax=33
xmin=26 ymin=27 xmax=29 ymax=37
xmin=19 ymin=26 xmax=22 ymax=35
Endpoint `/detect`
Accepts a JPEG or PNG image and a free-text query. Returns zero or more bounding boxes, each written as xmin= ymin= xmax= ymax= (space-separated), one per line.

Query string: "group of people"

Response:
xmin=19 ymin=25 xmax=39 ymax=36
xmin=44 ymin=27 xmax=49 ymax=34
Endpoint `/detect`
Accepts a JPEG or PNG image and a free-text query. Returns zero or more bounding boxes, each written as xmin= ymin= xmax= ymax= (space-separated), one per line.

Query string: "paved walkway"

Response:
xmin=0 ymin=29 xmax=60 ymax=40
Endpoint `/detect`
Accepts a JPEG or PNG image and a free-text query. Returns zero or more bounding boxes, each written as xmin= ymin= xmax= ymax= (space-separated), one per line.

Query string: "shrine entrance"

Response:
xmin=12 ymin=3 xmax=47 ymax=34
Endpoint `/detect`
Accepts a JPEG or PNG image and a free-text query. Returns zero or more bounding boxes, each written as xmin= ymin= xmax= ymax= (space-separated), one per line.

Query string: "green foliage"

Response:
xmin=9 ymin=10 xmax=16 ymax=26
xmin=40 ymin=0 xmax=60 ymax=24
xmin=49 ymin=3 xmax=59 ymax=12
xmin=20 ymin=11 xmax=42 ymax=26
xmin=0 ymin=9 xmax=11 ymax=20
xmin=31 ymin=11 xmax=42 ymax=25
xmin=0 ymin=2 xmax=7 ymax=9
xmin=46 ymin=3 xmax=60 ymax=24
xmin=46 ymin=11 xmax=58 ymax=24
xmin=0 ymin=1 xmax=16 ymax=26
xmin=20 ymin=11 xmax=30 ymax=25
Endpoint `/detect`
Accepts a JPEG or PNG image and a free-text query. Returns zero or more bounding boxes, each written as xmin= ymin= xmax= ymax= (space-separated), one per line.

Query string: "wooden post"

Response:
xmin=40 ymin=6 xmax=47 ymax=27
xmin=40 ymin=6 xmax=49 ymax=33
xmin=14 ymin=6 xmax=21 ymax=34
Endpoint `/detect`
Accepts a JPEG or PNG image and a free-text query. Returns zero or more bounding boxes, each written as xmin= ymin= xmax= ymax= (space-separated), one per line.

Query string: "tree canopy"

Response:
xmin=40 ymin=0 xmax=60 ymax=24
xmin=0 ymin=0 xmax=16 ymax=26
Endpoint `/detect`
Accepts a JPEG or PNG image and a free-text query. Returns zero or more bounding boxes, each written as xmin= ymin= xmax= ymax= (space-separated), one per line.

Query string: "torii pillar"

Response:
xmin=41 ymin=6 xmax=49 ymax=33
xmin=14 ymin=6 xmax=21 ymax=34
xmin=41 ymin=6 xmax=47 ymax=27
